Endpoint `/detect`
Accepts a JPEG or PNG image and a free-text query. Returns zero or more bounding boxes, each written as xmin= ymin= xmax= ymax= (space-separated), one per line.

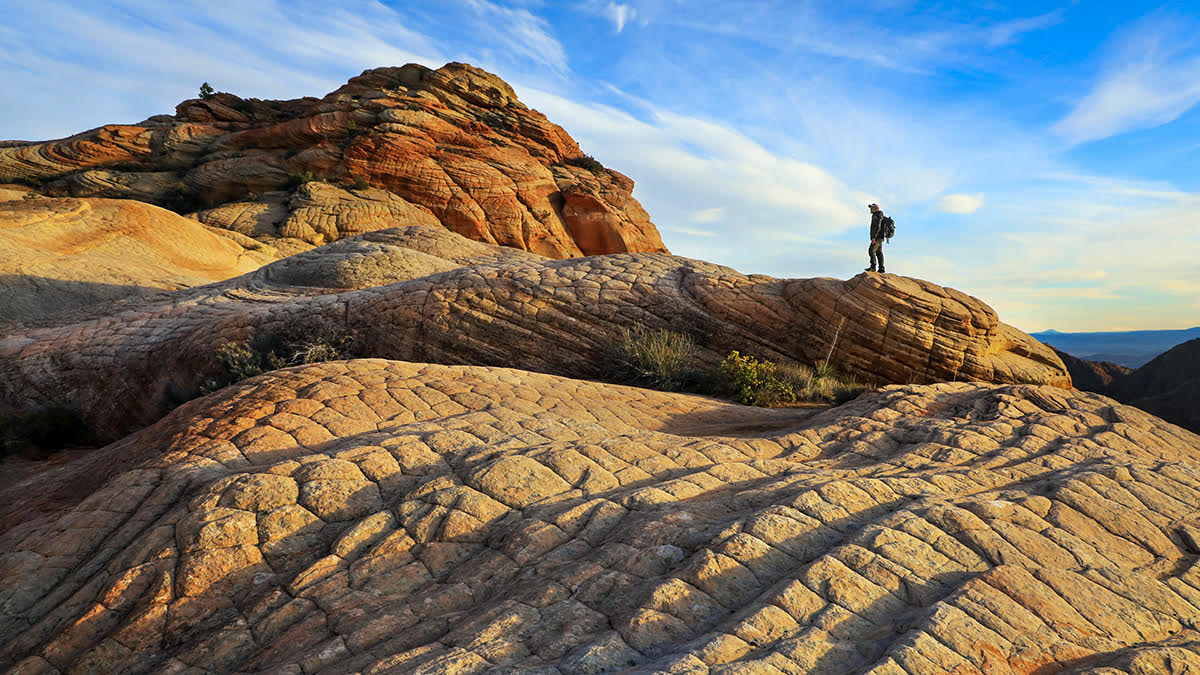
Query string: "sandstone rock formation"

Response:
xmin=1 ymin=359 xmax=1197 ymax=673
xmin=0 ymin=63 xmax=667 ymax=259
xmin=0 ymin=197 xmax=278 ymax=327
xmin=0 ymin=226 xmax=1068 ymax=440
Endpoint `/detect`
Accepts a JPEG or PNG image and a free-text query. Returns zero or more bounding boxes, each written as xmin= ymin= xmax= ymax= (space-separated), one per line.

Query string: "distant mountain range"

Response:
xmin=1055 ymin=338 xmax=1200 ymax=434
xmin=1031 ymin=326 xmax=1200 ymax=368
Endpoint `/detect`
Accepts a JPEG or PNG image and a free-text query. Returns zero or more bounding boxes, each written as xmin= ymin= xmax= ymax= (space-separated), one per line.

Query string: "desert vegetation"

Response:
xmin=604 ymin=325 xmax=871 ymax=407
xmin=202 ymin=330 xmax=357 ymax=394
xmin=563 ymin=153 xmax=605 ymax=172
xmin=0 ymin=406 xmax=94 ymax=459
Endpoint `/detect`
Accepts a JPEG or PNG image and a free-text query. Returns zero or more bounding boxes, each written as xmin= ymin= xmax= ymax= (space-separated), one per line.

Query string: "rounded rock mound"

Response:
xmin=0 ymin=197 xmax=277 ymax=327
xmin=1 ymin=359 xmax=1197 ymax=673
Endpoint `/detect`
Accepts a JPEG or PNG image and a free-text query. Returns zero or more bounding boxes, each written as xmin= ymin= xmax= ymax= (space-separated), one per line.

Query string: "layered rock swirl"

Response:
xmin=0 ymin=197 xmax=279 ymax=327
xmin=1 ymin=360 xmax=1198 ymax=673
xmin=0 ymin=225 xmax=1068 ymax=440
xmin=0 ymin=62 xmax=667 ymax=258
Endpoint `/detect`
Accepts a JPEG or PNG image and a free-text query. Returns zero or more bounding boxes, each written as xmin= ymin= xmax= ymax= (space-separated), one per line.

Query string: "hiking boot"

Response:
xmin=864 ymin=267 xmax=876 ymax=272
xmin=878 ymin=268 xmax=886 ymax=274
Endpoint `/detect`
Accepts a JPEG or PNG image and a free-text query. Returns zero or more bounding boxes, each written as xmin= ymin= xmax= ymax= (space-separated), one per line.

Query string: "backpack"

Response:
xmin=881 ymin=215 xmax=896 ymax=241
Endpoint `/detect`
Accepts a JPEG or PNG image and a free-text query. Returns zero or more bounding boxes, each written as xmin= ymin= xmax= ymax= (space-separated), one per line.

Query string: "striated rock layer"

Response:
xmin=0 ymin=197 xmax=278 ymax=327
xmin=0 ymin=226 xmax=1068 ymax=440
xmin=0 ymin=62 xmax=667 ymax=259
xmin=1 ymin=359 xmax=1198 ymax=673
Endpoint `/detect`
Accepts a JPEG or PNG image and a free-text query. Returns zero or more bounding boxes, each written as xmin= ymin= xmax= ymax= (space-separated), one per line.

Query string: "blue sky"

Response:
xmin=2 ymin=1 xmax=1199 ymax=332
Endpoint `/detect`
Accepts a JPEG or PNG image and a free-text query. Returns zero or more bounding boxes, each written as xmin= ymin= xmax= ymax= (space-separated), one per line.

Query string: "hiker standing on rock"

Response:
xmin=866 ymin=203 xmax=893 ymax=274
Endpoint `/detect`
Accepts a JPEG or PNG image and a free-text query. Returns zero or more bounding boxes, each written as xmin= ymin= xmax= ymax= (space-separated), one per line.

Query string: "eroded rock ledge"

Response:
xmin=0 ymin=226 xmax=1068 ymax=439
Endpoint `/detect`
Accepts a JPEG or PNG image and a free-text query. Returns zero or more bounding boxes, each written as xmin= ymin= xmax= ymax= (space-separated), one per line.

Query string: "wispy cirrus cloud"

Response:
xmin=0 ymin=0 xmax=566 ymax=140
xmin=607 ymin=3 xmax=635 ymax=33
xmin=984 ymin=10 xmax=1064 ymax=47
xmin=518 ymin=86 xmax=863 ymax=271
xmin=1053 ymin=12 xmax=1200 ymax=144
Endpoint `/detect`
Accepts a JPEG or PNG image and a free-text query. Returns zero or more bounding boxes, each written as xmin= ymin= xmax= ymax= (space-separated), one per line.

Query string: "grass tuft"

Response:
xmin=605 ymin=326 xmax=697 ymax=390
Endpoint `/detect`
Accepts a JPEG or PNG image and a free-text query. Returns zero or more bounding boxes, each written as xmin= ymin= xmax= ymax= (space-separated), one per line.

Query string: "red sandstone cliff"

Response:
xmin=0 ymin=63 xmax=668 ymax=258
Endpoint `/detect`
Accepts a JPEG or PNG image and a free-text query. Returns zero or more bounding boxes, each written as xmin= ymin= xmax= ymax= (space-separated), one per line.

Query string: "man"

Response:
xmin=866 ymin=203 xmax=886 ymax=273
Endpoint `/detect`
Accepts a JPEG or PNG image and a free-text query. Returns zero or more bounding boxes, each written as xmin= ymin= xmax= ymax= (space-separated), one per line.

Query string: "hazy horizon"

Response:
xmin=3 ymin=1 xmax=1199 ymax=332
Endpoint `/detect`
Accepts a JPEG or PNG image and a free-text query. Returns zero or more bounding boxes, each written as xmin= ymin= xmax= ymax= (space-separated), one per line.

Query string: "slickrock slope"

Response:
xmin=0 ymin=62 xmax=667 ymax=258
xmin=1 ymin=360 xmax=1198 ymax=673
xmin=0 ymin=198 xmax=278 ymax=327
xmin=0 ymin=226 xmax=1068 ymax=440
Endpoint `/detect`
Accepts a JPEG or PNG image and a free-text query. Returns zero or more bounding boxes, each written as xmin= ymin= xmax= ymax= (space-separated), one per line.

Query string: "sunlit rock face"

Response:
xmin=0 ymin=62 xmax=668 ymax=259
xmin=0 ymin=197 xmax=279 ymax=327
xmin=1 ymin=359 xmax=1197 ymax=673
xmin=0 ymin=225 xmax=1067 ymax=440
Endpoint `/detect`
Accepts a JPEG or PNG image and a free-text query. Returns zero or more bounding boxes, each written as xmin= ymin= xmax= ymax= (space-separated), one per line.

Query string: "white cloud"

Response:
xmin=662 ymin=226 xmax=719 ymax=238
xmin=985 ymin=11 xmax=1063 ymax=48
xmin=517 ymin=85 xmax=868 ymax=274
xmin=1053 ymin=13 xmax=1200 ymax=144
xmin=690 ymin=207 xmax=725 ymax=223
xmin=608 ymin=3 xmax=635 ymax=33
xmin=937 ymin=193 xmax=985 ymax=214
xmin=916 ymin=174 xmax=1200 ymax=331
xmin=464 ymin=0 xmax=568 ymax=73
xmin=0 ymin=0 xmax=570 ymax=140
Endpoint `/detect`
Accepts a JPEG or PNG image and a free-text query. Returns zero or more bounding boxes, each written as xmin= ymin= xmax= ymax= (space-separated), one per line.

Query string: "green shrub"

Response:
xmin=606 ymin=326 xmax=697 ymax=390
xmin=814 ymin=361 xmax=836 ymax=380
xmin=599 ymin=326 xmax=871 ymax=408
xmin=351 ymin=175 xmax=369 ymax=191
xmin=1 ymin=406 xmax=94 ymax=459
xmin=713 ymin=351 xmax=796 ymax=407
xmin=204 ymin=330 xmax=356 ymax=394
xmin=777 ymin=360 xmax=870 ymax=405
xmin=199 ymin=82 xmax=215 ymax=99
xmin=286 ymin=170 xmax=319 ymax=189
xmin=212 ymin=341 xmax=284 ymax=382
xmin=565 ymin=154 xmax=604 ymax=172
xmin=830 ymin=378 xmax=869 ymax=405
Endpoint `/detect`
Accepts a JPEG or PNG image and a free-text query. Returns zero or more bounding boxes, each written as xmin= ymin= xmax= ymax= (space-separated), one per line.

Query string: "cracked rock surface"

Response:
xmin=1 ymin=359 xmax=1198 ymax=673
xmin=0 ymin=225 xmax=1068 ymax=440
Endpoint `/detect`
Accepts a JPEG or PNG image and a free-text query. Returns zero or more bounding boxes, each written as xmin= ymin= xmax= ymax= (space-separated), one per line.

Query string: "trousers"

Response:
xmin=868 ymin=240 xmax=885 ymax=270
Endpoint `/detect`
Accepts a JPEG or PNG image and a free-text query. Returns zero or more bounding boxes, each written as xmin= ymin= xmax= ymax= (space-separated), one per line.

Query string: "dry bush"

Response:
xmin=605 ymin=326 xmax=698 ymax=391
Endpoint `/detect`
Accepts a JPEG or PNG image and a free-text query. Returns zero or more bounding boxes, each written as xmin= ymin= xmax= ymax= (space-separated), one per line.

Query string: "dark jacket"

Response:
xmin=870 ymin=211 xmax=887 ymax=241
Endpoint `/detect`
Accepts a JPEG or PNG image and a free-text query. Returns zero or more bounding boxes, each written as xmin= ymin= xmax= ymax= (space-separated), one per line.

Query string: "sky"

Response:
xmin=2 ymin=1 xmax=1199 ymax=332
